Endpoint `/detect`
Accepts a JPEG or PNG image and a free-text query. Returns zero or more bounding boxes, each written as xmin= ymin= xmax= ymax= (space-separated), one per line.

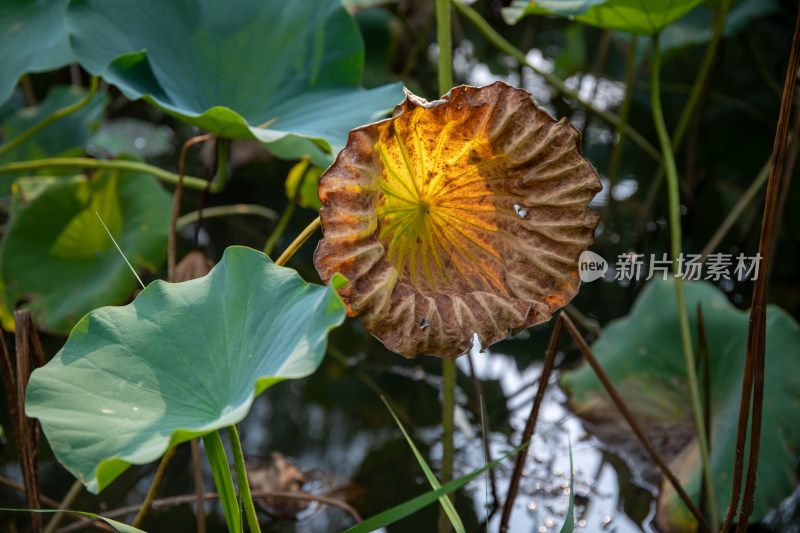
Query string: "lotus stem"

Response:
xmin=227 ymin=425 xmax=261 ymax=533
xmin=672 ymin=0 xmax=733 ymax=150
xmin=650 ymin=34 xmax=718 ymax=530
xmin=636 ymin=0 xmax=732 ymax=232
xmin=274 ymin=216 xmax=321 ymax=267
xmin=169 ymin=133 xmax=215 ymax=283
xmin=202 ymin=431 xmax=242 ymax=533
xmin=436 ymin=0 xmax=453 ymax=94
xmin=176 ymin=204 xmax=279 ymax=230
xmin=264 ymin=158 xmax=309 ymax=256
xmin=0 ymin=157 xmax=212 ymax=190
xmin=437 ymin=0 xmax=457 ymax=531
xmin=0 ymin=76 xmax=99 ymax=158
xmin=725 ymin=7 xmax=800 ymax=531
xmin=132 ymin=445 xmax=178 ymax=528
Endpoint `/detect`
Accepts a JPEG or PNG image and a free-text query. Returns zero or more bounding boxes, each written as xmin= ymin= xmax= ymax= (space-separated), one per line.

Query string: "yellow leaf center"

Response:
xmin=373 ymin=107 xmax=505 ymax=293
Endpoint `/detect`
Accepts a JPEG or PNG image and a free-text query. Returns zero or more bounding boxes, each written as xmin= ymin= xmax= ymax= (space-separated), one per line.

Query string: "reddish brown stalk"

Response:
xmin=695 ymin=304 xmax=712 ymax=529
xmin=725 ymin=7 xmax=800 ymax=533
xmin=766 ymin=93 xmax=800 ymax=282
xmin=168 ymin=134 xmax=214 ymax=283
xmin=13 ymin=310 xmax=46 ymax=533
xmin=190 ymin=439 xmax=207 ymax=533
xmin=499 ymin=317 xmax=562 ymax=532
xmin=559 ymin=313 xmax=712 ymax=532
xmin=131 ymin=446 xmax=178 ymax=528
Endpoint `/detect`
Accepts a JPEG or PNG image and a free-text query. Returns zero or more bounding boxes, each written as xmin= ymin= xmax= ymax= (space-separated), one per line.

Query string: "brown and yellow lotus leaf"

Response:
xmin=314 ymin=82 xmax=601 ymax=359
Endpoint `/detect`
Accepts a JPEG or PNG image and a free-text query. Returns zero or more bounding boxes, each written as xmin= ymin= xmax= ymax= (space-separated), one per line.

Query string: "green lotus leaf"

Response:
xmin=0 ymin=0 xmax=75 ymax=106
xmin=560 ymin=278 xmax=800 ymax=529
xmin=502 ymin=0 xmax=705 ymax=35
xmin=0 ymin=168 xmax=170 ymax=333
xmin=657 ymin=0 xmax=781 ymax=56
xmin=0 ymin=85 xmax=109 ymax=196
xmin=25 ymin=246 xmax=347 ymax=493
xmin=64 ymin=0 xmax=403 ymax=157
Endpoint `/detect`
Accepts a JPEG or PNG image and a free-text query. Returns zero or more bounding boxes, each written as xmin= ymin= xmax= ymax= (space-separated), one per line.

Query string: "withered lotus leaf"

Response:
xmin=314 ymin=82 xmax=601 ymax=359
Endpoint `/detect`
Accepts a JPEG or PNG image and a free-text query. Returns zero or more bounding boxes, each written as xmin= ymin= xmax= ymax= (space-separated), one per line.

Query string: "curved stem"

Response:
xmin=274 ymin=216 xmax=321 ymax=267
xmin=0 ymin=157 xmax=212 ymax=190
xmin=451 ymin=0 xmax=661 ymax=162
xmin=169 ymin=134 xmax=215 ymax=283
xmin=651 ymin=34 xmax=718 ymax=530
xmin=227 ymin=425 xmax=261 ymax=533
xmin=263 ymin=202 xmax=296 ymax=257
xmin=0 ymin=76 xmax=99 ymax=158
xmin=176 ymin=204 xmax=278 ymax=230
xmin=636 ymin=0 xmax=732 ymax=232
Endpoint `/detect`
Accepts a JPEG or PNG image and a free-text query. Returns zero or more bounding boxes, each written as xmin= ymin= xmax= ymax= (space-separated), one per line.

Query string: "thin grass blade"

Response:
xmin=381 ymin=396 xmax=464 ymax=533
xmin=96 ymin=212 xmax=144 ymax=289
xmin=343 ymin=437 xmax=532 ymax=532
xmin=0 ymin=509 xmax=145 ymax=532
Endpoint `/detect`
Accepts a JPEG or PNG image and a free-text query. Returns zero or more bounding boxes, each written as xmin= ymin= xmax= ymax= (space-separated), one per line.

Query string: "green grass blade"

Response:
xmin=559 ymin=436 xmax=575 ymax=533
xmin=0 ymin=508 xmax=145 ymax=532
xmin=480 ymin=397 xmax=489 ymax=533
xmin=343 ymin=436 xmax=532 ymax=532
xmin=202 ymin=431 xmax=242 ymax=533
xmin=381 ymin=396 xmax=464 ymax=532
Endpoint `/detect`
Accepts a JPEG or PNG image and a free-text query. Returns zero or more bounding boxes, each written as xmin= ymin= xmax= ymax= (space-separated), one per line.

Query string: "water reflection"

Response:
xmin=591 ymin=177 xmax=640 ymax=207
xmin=458 ymin=346 xmax=656 ymax=532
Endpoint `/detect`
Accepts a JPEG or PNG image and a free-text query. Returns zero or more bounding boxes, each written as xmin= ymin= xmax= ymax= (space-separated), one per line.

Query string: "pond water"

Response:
xmin=228 ymin=317 xmax=664 ymax=533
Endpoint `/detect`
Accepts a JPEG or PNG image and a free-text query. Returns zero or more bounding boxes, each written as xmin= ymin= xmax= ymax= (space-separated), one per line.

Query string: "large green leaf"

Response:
xmin=0 ymin=85 xmax=109 ymax=196
xmin=64 ymin=0 xmax=403 ymax=157
xmin=0 ymin=0 xmax=75 ymax=106
xmin=0 ymin=169 xmax=170 ymax=333
xmin=658 ymin=0 xmax=781 ymax=55
xmin=502 ymin=0 xmax=705 ymax=34
xmin=560 ymin=278 xmax=800 ymax=529
xmin=25 ymin=246 xmax=347 ymax=493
